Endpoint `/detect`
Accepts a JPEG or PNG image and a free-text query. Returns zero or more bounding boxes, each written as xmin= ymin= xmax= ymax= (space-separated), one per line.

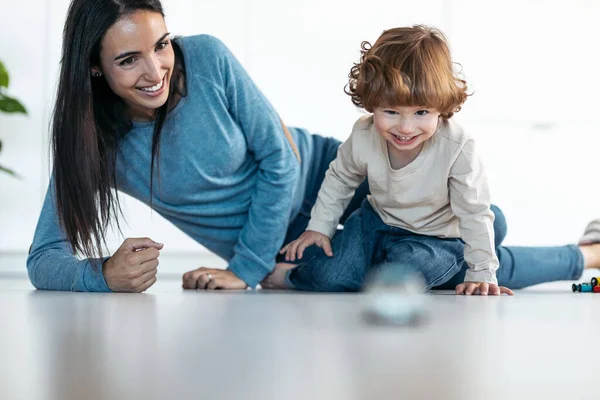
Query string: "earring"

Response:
xmin=94 ymin=72 xmax=101 ymax=77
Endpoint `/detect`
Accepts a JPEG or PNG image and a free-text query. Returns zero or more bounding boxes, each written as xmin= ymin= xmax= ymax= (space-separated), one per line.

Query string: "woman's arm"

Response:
xmin=27 ymin=180 xmax=162 ymax=292
xmin=27 ymin=181 xmax=112 ymax=291
xmin=203 ymin=37 xmax=301 ymax=288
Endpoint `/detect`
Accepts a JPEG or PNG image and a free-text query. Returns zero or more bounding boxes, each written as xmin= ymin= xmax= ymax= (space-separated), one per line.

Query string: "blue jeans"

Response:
xmin=280 ymin=134 xmax=584 ymax=292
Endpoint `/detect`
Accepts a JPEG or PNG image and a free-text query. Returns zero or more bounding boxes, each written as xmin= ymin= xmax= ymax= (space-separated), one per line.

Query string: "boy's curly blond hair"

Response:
xmin=345 ymin=25 xmax=468 ymax=119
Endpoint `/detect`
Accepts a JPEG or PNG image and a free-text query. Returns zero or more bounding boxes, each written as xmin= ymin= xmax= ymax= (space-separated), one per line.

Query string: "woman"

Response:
xmin=27 ymin=0 xmax=600 ymax=293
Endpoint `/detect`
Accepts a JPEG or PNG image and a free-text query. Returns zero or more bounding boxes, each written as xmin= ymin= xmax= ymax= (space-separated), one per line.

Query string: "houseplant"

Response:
xmin=0 ymin=59 xmax=27 ymax=176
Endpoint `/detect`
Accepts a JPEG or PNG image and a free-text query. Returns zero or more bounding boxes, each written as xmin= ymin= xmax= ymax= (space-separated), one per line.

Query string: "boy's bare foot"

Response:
xmin=261 ymin=262 xmax=297 ymax=290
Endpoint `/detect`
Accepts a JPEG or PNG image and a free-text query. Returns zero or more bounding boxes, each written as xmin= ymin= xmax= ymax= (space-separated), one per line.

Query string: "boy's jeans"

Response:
xmin=279 ymin=134 xmax=583 ymax=292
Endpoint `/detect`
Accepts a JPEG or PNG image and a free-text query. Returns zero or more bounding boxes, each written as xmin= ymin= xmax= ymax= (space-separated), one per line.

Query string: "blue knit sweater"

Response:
xmin=27 ymin=35 xmax=314 ymax=291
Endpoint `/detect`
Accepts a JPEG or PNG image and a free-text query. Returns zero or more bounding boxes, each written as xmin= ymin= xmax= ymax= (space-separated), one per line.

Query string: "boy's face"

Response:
xmin=372 ymin=106 xmax=440 ymax=154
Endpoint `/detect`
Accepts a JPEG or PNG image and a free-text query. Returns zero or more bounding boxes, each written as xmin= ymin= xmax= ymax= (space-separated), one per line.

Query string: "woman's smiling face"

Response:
xmin=92 ymin=10 xmax=174 ymax=121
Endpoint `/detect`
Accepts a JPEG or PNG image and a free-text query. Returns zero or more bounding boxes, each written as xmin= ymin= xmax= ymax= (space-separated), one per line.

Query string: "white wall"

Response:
xmin=1 ymin=0 xmax=599 ymax=263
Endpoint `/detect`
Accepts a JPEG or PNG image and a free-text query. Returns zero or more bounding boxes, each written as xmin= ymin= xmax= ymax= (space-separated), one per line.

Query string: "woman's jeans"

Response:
xmin=278 ymin=134 xmax=584 ymax=292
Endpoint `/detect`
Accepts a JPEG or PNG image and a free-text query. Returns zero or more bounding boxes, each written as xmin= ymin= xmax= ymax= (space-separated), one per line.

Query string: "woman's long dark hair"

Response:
xmin=52 ymin=0 xmax=186 ymax=262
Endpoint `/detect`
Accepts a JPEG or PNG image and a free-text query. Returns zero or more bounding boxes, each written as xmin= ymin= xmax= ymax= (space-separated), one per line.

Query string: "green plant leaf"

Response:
xmin=0 ymin=60 xmax=8 ymax=88
xmin=0 ymin=164 xmax=20 ymax=178
xmin=0 ymin=94 xmax=27 ymax=113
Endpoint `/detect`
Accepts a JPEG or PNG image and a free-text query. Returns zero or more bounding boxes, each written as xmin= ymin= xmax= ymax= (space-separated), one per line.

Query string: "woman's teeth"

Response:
xmin=393 ymin=134 xmax=417 ymax=142
xmin=139 ymin=79 xmax=163 ymax=92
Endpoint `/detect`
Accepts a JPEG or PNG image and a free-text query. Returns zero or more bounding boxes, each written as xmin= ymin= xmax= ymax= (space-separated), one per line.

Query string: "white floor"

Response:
xmin=1 ymin=257 xmax=600 ymax=400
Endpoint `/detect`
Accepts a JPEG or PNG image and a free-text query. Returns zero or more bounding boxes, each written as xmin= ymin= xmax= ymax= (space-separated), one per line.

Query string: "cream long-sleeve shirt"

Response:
xmin=307 ymin=115 xmax=499 ymax=284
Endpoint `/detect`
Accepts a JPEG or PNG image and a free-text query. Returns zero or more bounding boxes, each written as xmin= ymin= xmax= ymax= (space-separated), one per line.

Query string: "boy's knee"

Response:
xmin=491 ymin=204 xmax=507 ymax=246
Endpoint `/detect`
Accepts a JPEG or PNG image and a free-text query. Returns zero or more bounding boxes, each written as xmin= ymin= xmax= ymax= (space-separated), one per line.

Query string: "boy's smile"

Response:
xmin=373 ymin=106 xmax=440 ymax=167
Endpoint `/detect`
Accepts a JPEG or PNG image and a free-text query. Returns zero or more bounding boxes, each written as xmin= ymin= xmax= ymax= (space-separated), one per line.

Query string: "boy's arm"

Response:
xmin=307 ymin=130 xmax=367 ymax=238
xmin=448 ymin=139 xmax=499 ymax=284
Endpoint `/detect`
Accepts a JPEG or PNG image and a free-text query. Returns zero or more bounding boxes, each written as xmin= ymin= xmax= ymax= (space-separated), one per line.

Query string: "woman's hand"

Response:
xmin=182 ymin=267 xmax=248 ymax=290
xmin=102 ymin=238 xmax=163 ymax=292
xmin=455 ymin=281 xmax=514 ymax=296
xmin=279 ymin=230 xmax=333 ymax=262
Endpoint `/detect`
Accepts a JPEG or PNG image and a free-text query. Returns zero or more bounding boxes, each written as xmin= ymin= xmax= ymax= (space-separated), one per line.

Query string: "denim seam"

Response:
xmin=284 ymin=268 xmax=296 ymax=289
xmin=570 ymin=244 xmax=585 ymax=280
xmin=424 ymin=256 xmax=464 ymax=290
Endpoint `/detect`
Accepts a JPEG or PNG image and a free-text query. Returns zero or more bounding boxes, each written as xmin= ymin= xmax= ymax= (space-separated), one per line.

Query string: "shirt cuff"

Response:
xmin=306 ymin=220 xmax=337 ymax=239
xmin=73 ymin=257 xmax=112 ymax=292
xmin=227 ymin=255 xmax=272 ymax=289
xmin=464 ymin=268 xmax=498 ymax=285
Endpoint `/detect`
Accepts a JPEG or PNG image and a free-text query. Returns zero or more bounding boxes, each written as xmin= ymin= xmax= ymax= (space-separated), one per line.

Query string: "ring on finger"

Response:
xmin=207 ymin=273 xmax=212 ymax=281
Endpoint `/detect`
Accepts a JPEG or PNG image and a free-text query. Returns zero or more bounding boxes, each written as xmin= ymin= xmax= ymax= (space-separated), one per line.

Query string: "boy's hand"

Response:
xmin=279 ymin=230 xmax=333 ymax=262
xmin=455 ymin=281 xmax=514 ymax=296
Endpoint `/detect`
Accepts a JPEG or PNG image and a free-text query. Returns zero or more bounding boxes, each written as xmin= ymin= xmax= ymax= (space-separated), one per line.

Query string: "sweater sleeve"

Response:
xmin=26 ymin=180 xmax=112 ymax=292
xmin=201 ymin=36 xmax=300 ymax=288
xmin=307 ymin=127 xmax=367 ymax=238
xmin=448 ymin=139 xmax=499 ymax=284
